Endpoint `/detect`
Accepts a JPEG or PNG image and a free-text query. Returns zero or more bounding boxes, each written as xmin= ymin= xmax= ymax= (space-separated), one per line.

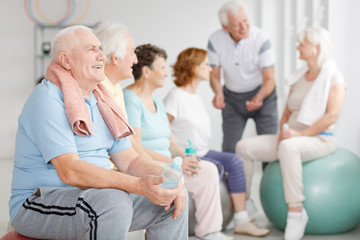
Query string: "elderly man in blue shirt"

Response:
xmin=9 ymin=25 xmax=187 ymax=240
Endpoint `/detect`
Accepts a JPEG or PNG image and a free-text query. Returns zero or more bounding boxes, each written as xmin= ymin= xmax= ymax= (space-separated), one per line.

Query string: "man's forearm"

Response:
xmin=258 ymin=77 xmax=275 ymax=99
xmin=126 ymin=154 xmax=163 ymax=177
xmin=210 ymin=66 xmax=222 ymax=95
xmin=210 ymin=77 xmax=222 ymax=95
xmin=51 ymin=153 xmax=142 ymax=193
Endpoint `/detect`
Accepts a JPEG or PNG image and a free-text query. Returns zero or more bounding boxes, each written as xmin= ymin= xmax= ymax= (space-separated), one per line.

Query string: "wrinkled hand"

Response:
xmin=181 ymin=156 xmax=200 ymax=176
xmin=212 ymin=93 xmax=226 ymax=109
xmin=164 ymin=181 xmax=187 ymax=220
xmin=137 ymin=175 xmax=177 ymax=206
xmin=246 ymin=94 xmax=263 ymax=111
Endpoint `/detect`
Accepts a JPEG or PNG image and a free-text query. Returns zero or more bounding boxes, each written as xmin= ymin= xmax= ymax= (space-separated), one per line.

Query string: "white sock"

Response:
xmin=234 ymin=211 xmax=249 ymax=224
xmin=288 ymin=209 xmax=304 ymax=219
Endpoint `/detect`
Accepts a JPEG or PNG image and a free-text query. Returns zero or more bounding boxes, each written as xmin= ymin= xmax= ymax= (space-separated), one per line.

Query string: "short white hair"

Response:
xmin=51 ymin=25 xmax=92 ymax=62
xmin=218 ymin=0 xmax=247 ymax=26
xmin=93 ymin=23 xmax=129 ymax=64
xmin=297 ymin=27 xmax=334 ymax=66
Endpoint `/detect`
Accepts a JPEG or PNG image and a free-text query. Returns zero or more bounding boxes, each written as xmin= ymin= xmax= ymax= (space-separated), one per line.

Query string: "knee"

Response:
xmin=278 ymin=140 xmax=299 ymax=159
xmin=230 ymin=152 xmax=243 ymax=165
xmin=228 ymin=153 xmax=244 ymax=171
xmin=82 ymin=189 xmax=133 ymax=221
xmin=200 ymin=161 xmax=220 ymax=183
xmin=235 ymin=140 xmax=249 ymax=161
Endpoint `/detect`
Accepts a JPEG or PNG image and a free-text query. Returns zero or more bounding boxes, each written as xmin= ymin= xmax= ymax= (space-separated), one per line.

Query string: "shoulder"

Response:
xmin=19 ymin=81 xmax=68 ymax=131
xmin=123 ymin=89 xmax=143 ymax=111
xmin=169 ymin=87 xmax=183 ymax=98
xmin=331 ymin=70 xmax=346 ymax=86
xmin=26 ymin=80 xmax=64 ymax=110
xmin=250 ymin=25 xmax=269 ymax=39
xmin=123 ymin=89 xmax=138 ymax=101
xmin=249 ymin=26 xmax=271 ymax=48
xmin=209 ymin=29 xmax=228 ymax=42
xmin=164 ymin=88 xmax=183 ymax=105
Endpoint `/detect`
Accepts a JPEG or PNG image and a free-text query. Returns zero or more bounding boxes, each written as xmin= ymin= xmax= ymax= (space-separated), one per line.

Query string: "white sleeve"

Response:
xmin=207 ymin=39 xmax=220 ymax=66
xmin=259 ymin=39 xmax=276 ymax=69
xmin=163 ymin=89 xmax=179 ymax=119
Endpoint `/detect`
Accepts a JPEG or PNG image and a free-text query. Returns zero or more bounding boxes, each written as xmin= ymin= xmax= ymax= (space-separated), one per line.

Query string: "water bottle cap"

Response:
xmin=185 ymin=139 xmax=197 ymax=154
xmin=172 ymin=157 xmax=182 ymax=170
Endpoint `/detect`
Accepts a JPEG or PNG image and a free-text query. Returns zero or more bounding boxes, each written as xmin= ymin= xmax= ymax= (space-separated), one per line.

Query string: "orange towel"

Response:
xmin=45 ymin=61 xmax=133 ymax=140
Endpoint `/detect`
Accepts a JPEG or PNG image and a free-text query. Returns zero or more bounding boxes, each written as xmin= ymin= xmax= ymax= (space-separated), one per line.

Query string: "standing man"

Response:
xmin=208 ymin=0 xmax=278 ymax=153
xmin=9 ymin=25 xmax=187 ymax=240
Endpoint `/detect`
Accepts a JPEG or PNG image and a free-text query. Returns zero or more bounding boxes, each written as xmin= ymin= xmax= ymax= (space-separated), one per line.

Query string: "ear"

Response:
xmin=142 ymin=66 xmax=151 ymax=78
xmin=111 ymin=53 xmax=118 ymax=65
xmin=222 ymin=24 xmax=230 ymax=33
xmin=58 ymin=52 xmax=71 ymax=70
xmin=194 ymin=65 xmax=199 ymax=75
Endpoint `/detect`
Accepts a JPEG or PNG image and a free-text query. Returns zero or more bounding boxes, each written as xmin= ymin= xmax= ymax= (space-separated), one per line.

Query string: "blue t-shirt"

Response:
xmin=123 ymin=89 xmax=171 ymax=157
xmin=9 ymin=80 xmax=131 ymax=223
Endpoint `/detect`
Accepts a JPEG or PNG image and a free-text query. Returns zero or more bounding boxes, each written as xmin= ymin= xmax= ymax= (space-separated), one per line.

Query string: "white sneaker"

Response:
xmin=195 ymin=231 xmax=234 ymax=240
xmin=234 ymin=220 xmax=270 ymax=237
xmin=284 ymin=209 xmax=309 ymax=240
xmin=225 ymin=199 xmax=258 ymax=231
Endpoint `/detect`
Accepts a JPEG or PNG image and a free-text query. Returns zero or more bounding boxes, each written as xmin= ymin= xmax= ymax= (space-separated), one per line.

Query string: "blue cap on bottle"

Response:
xmin=172 ymin=157 xmax=182 ymax=170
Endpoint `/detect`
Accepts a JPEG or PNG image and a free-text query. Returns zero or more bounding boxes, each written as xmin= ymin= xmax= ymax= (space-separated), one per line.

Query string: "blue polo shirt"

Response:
xmin=9 ymin=80 xmax=131 ymax=223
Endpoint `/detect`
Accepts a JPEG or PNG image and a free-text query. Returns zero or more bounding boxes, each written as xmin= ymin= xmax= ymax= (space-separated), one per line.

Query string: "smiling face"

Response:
xmin=223 ymin=7 xmax=250 ymax=42
xmin=148 ymin=56 xmax=168 ymax=88
xmin=65 ymin=29 xmax=106 ymax=87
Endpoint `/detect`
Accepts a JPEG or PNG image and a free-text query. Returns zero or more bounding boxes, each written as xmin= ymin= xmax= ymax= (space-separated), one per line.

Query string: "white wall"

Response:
xmin=1 ymin=0 xmax=359 ymax=160
xmin=328 ymin=0 xmax=360 ymax=156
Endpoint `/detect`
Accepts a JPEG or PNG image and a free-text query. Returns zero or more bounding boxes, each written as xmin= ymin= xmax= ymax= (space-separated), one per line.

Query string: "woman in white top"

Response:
xmin=236 ymin=27 xmax=346 ymax=240
xmin=164 ymin=48 xmax=269 ymax=237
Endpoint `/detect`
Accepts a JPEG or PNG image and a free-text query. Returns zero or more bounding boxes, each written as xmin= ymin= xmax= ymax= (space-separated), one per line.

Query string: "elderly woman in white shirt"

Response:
xmin=236 ymin=27 xmax=346 ymax=240
xmin=164 ymin=47 xmax=269 ymax=237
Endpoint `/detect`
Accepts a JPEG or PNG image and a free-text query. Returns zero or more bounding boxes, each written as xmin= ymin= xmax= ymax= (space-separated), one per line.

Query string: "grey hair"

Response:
xmin=93 ymin=23 xmax=129 ymax=64
xmin=218 ymin=0 xmax=247 ymax=26
xmin=297 ymin=27 xmax=334 ymax=66
xmin=51 ymin=25 xmax=92 ymax=62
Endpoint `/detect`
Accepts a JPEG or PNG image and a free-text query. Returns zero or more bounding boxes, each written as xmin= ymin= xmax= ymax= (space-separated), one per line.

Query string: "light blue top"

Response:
xmin=123 ymin=89 xmax=171 ymax=157
xmin=9 ymin=80 xmax=131 ymax=223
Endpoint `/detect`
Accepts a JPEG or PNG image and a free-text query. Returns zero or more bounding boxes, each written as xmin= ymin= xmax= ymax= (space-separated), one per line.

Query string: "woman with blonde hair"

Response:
xmin=237 ymin=27 xmax=346 ymax=240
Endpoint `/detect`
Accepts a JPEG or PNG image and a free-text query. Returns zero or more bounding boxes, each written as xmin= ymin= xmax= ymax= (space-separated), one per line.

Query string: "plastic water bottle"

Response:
xmin=160 ymin=157 xmax=183 ymax=189
xmin=185 ymin=139 xmax=197 ymax=169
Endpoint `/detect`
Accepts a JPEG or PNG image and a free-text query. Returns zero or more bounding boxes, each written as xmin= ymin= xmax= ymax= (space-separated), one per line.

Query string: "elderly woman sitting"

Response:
xmin=236 ymin=27 xmax=346 ymax=240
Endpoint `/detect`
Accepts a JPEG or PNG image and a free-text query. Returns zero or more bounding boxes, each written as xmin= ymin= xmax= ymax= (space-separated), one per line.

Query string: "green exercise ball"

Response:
xmin=260 ymin=148 xmax=360 ymax=234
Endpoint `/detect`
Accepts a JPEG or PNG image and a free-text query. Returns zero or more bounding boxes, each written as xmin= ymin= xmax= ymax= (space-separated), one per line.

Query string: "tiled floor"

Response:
xmin=1 ymin=159 xmax=359 ymax=239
